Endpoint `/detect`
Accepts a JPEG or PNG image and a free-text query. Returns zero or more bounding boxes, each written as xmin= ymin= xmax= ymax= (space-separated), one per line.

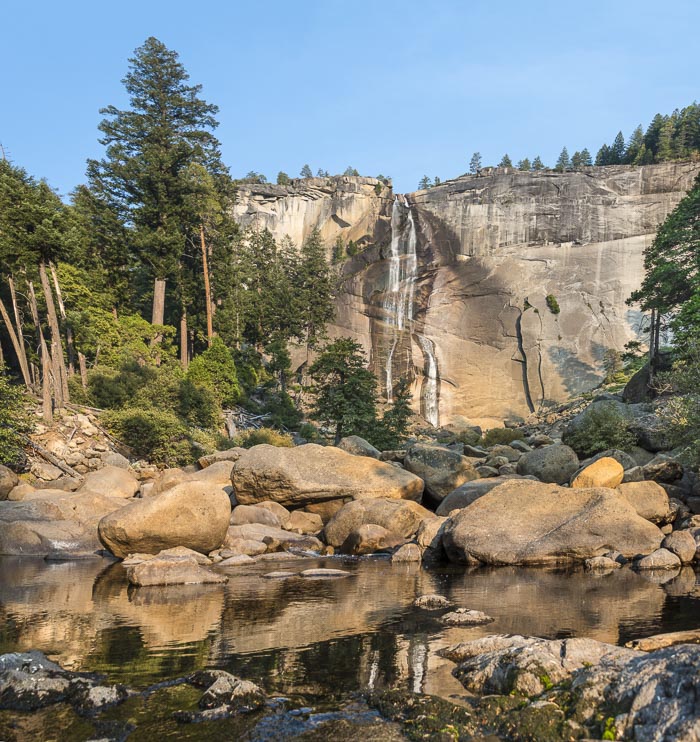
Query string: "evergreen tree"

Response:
xmin=570 ymin=151 xmax=583 ymax=170
xmin=343 ymin=166 xmax=360 ymax=176
xmin=611 ymin=131 xmax=626 ymax=164
xmin=595 ymin=144 xmax=612 ymax=166
xmin=518 ymin=158 xmax=531 ymax=171
xmin=580 ymin=148 xmax=593 ymax=166
xmin=332 ymin=235 xmax=345 ymax=264
xmin=376 ymin=376 xmax=412 ymax=449
xmin=277 ymin=171 xmax=291 ymax=185
xmin=625 ymin=126 xmax=644 ymax=164
xmin=644 ymin=113 xmax=666 ymax=161
xmin=308 ymin=337 xmax=378 ymax=445
xmin=433 ymin=176 xmax=441 ymax=186
xmin=555 ymin=147 xmax=571 ymax=172
xmin=418 ymin=175 xmax=432 ymax=190
xmin=300 ymin=164 xmax=313 ymax=178
xmin=498 ymin=154 xmax=513 ymax=168
xmin=294 ymin=228 xmax=335 ymax=351
xmin=532 ymin=156 xmax=544 ymax=171
xmin=317 ymin=168 xmax=329 ymax=177
xmin=469 ymin=152 xmax=482 ymax=173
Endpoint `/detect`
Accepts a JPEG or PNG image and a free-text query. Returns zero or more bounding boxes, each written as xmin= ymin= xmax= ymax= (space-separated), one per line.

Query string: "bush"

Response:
xmin=186 ymin=337 xmax=240 ymax=408
xmin=298 ymin=422 xmax=320 ymax=442
xmin=263 ymin=391 xmax=303 ymax=430
xmin=546 ymin=294 xmax=561 ymax=314
xmin=232 ymin=428 xmax=294 ymax=448
xmin=562 ymin=404 xmax=636 ymax=457
xmin=0 ymin=371 xmax=32 ymax=469
xmin=479 ymin=428 xmax=525 ymax=447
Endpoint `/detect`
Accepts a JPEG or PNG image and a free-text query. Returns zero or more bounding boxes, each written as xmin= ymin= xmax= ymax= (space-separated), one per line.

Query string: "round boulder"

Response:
xmin=403 ymin=444 xmax=479 ymax=503
xmin=571 ymin=457 xmax=624 ymax=489
xmin=661 ymin=531 xmax=697 ymax=564
xmin=616 ymin=481 xmax=671 ymax=524
xmin=0 ymin=465 xmax=19 ymax=500
xmin=337 ymin=435 xmax=380 ymax=459
xmin=516 ymin=445 xmax=579 ymax=484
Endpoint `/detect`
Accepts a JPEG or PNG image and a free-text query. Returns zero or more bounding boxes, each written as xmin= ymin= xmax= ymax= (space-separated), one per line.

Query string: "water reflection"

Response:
xmin=0 ymin=556 xmax=697 ymax=698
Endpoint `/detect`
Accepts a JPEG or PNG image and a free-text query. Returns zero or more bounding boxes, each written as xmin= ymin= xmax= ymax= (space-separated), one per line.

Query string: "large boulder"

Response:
xmin=616 ymin=481 xmax=671 ymax=524
xmin=126 ymin=556 xmax=228 ymax=586
xmin=231 ymin=444 xmax=423 ymax=508
xmin=0 ymin=466 xmax=19 ymax=500
xmin=224 ymin=523 xmax=323 ymax=553
xmin=661 ymin=530 xmax=697 ymax=564
xmin=570 ymin=457 xmax=624 ymax=489
xmin=98 ymin=482 xmax=231 ymax=558
xmin=442 ymin=479 xmax=664 ymax=565
xmin=81 ymin=465 xmax=139 ymax=499
xmin=516 ymin=444 xmax=579 ymax=484
xmin=436 ymin=476 xmax=522 ymax=515
xmin=403 ymin=444 xmax=478 ymax=503
xmin=337 ymin=436 xmax=380 ymax=459
xmin=339 ymin=524 xmax=405 ymax=555
xmin=324 ymin=498 xmax=433 ymax=548
xmin=152 ymin=461 xmax=235 ymax=496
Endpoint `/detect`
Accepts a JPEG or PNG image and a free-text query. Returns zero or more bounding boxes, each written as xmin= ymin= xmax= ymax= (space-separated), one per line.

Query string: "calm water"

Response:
xmin=1 ymin=555 xmax=699 ymax=702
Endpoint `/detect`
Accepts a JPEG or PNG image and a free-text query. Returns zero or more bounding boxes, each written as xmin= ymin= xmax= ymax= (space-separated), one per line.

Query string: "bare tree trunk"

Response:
xmin=39 ymin=261 xmax=69 ymax=404
xmin=152 ymin=278 xmax=166 ymax=326
xmin=200 ymin=224 xmax=214 ymax=345
xmin=78 ymin=352 xmax=88 ymax=390
xmin=648 ymin=309 xmax=657 ymax=387
xmin=180 ymin=311 xmax=189 ymax=369
xmin=27 ymin=280 xmax=55 ymax=420
xmin=0 ymin=297 xmax=32 ymax=388
xmin=49 ymin=263 xmax=76 ymax=376
xmin=8 ymin=277 xmax=31 ymax=385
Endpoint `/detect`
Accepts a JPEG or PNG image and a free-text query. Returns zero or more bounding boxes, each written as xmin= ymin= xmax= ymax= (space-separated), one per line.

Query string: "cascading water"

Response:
xmin=382 ymin=197 xmax=440 ymax=427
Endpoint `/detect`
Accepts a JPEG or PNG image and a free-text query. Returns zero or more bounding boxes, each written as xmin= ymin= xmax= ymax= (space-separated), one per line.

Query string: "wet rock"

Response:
xmin=442 ymin=479 xmax=664 ymax=565
xmin=625 ymin=629 xmax=700 ymax=651
xmin=232 ymin=444 xmax=423 ymax=507
xmin=98 ymin=481 xmax=231 ymax=558
xmin=661 ymin=530 xmax=697 ymax=563
xmin=324 ymin=498 xmax=433 ymax=548
xmin=198 ymin=672 xmax=264 ymax=711
xmin=616 ymin=480 xmax=671 ymax=524
xmin=339 ymin=524 xmax=406 ymax=555
xmin=390 ymin=543 xmax=422 ymax=563
xmin=126 ymin=556 xmax=228 ymax=586
xmin=299 ymin=568 xmax=351 ymax=578
xmin=402 ymin=443 xmax=479 ymax=503
xmin=516 ymin=444 xmax=579 ymax=484
xmin=440 ymin=608 xmax=494 ymax=626
xmin=436 ymin=475 xmax=521 ymax=515
xmin=584 ymin=555 xmax=621 ymax=571
xmin=570 ymin=457 xmax=624 ymax=489
xmin=634 ymin=547 xmax=683 ymax=570
xmin=0 ymin=466 xmax=19 ymax=500
xmin=337 ymin=435 xmax=380 ymax=459
xmin=413 ymin=594 xmax=452 ymax=609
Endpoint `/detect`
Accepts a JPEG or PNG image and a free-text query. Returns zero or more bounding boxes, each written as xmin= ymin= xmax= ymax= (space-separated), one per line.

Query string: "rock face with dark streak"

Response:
xmin=234 ymin=164 xmax=700 ymax=425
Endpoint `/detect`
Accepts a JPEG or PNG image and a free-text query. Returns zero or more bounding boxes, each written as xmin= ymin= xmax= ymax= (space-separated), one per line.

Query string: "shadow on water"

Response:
xmin=0 ymin=556 xmax=698 ymax=698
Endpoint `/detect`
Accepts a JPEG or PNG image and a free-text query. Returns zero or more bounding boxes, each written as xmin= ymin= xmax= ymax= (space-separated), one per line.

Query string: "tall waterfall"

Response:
xmin=382 ymin=197 xmax=440 ymax=427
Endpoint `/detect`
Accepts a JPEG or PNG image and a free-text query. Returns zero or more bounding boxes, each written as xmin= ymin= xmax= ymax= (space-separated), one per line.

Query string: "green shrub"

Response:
xmin=297 ymin=422 xmax=320 ymax=442
xmin=546 ymin=294 xmax=561 ymax=314
xmin=562 ymin=404 xmax=636 ymax=457
xmin=0 ymin=371 xmax=32 ymax=469
xmin=186 ymin=337 xmax=240 ymax=407
xmin=232 ymin=428 xmax=294 ymax=448
xmin=263 ymin=391 xmax=303 ymax=430
xmin=479 ymin=428 xmax=525 ymax=447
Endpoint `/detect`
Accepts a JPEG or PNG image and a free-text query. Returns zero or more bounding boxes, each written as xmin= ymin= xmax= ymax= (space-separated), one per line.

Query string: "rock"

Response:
xmin=218 ymin=554 xmax=255 ymax=566
xmin=628 ymin=410 xmax=672 ymax=452
xmin=510 ymin=440 xmax=532 ymax=453
xmin=489 ymin=444 xmax=521 ymax=462
xmin=197 ymin=448 xmax=244 ymax=469
xmin=337 ymin=435 xmax=380 ymax=459
xmin=403 ymin=444 xmax=478 ymax=503
xmin=263 ymin=571 xmax=297 ymax=579
xmin=584 ymin=556 xmax=621 ymax=571
xmin=436 ymin=476 xmax=522 ymax=515
xmin=622 ymin=465 xmax=645 ymax=483
xmin=100 ymin=451 xmax=131 ymax=469
xmin=299 ymin=568 xmax=351 ymax=578
xmin=81 ymin=465 xmax=139 ymax=498
xmin=225 ymin=523 xmax=323 ymax=552
xmin=339 ymin=524 xmax=406 ymax=555
xmin=415 ymin=516 xmax=447 ymax=549
xmin=126 ymin=556 xmax=228 ymax=586
xmin=442 ymin=479 xmax=664 ymax=565
xmin=529 ymin=433 xmax=554 ymax=448
xmin=256 ymin=500 xmax=291 ymax=527
xmin=231 ymin=444 xmax=423 ymax=507
xmin=643 ymin=457 xmax=684 ymax=483
xmin=634 ymin=548 xmax=682 ymax=570
xmin=570 ymin=457 xmax=624 ymax=489
xmin=625 ymin=629 xmax=700 ymax=651
xmin=440 ymin=608 xmax=494 ymax=626
xmin=475 ymin=465 xmax=500 ymax=478
xmin=516 ymin=444 xmax=579 ymax=484
xmin=6 ymin=483 xmax=35 ymax=501
xmin=152 ymin=461 xmax=235 ymax=495
xmin=98 ymin=481 xmax=231 ymax=558
xmin=616 ymin=481 xmax=671 ymax=524
xmin=156 ymin=546 xmax=212 ymax=565
xmin=220 ymin=535 xmax=268 ymax=556
xmin=414 ymin=594 xmax=453 ymax=609
xmin=30 ymin=461 xmax=63 ymax=481
xmin=0 ymin=466 xmax=19 ymax=500
xmin=661 ymin=531 xmax=697 ymax=564
xmin=198 ymin=672 xmax=264 ymax=711
xmin=284 ymin=510 xmax=323 ymax=534
xmin=303 ymin=498 xmax=347 ymax=524
xmin=390 ymin=543 xmax=422 ymax=563
xmin=230 ymin=504 xmax=282 ymax=528
xmin=324 ymin=498 xmax=433 ymax=548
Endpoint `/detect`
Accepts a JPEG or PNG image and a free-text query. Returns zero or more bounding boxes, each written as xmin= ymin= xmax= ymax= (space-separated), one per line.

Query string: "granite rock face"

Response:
xmin=234 ymin=164 xmax=700 ymax=425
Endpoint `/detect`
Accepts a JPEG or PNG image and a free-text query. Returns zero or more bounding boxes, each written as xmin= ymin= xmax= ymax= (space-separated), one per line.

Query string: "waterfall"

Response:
xmin=382 ymin=197 xmax=440 ymax=427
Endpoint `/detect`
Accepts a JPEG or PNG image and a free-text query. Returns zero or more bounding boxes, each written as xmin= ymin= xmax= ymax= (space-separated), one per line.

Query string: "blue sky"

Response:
xmin=2 ymin=0 xmax=698 ymax=196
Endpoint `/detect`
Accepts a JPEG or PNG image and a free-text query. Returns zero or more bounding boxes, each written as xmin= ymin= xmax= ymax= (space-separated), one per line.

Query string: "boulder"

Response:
xmin=225 ymin=523 xmax=323 ymax=552
xmin=126 ymin=557 xmax=227 ymax=586
xmin=98 ymin=481 xmax=231 ymax=558
xmin=101 ymin=451 xmax=131 ymax=469
xmin=284 ymin=510 xmax=323 ymax=534
xmin=661 ymin=531 xmax=697 ymax=564
xmin=337 ymin=435 xmax=380 ymax=459
xmin=390 ymin=543 xmax=422 ymax=563
xmin=152 ymin=461 xmax=235 ymax=495
xmin=616 ymin=481 xmax=671 ymax=524
xmin=628 ymin=407 xmax=672 ymax=452
xmin=643 ymin=457 xmax=684 ymax=483
xmin=584 ymin=556 xmax=621 ymax=571
xmin=415 ymin=516 xmax=447 ymax=549
xmin=324 ymin=498 xmax=433 ymax=548
xmin=220 ymin=536 xmax=268 ymax=556
xmin=230 ymin=504 xmax=282 ymax=528
xmin=436 ymin=476 xmax=522 ymax=515
xmin=442 ymin=479 xmax=664 ymax=565
xmin=339 ymin=524 xmax=405 ymax=555
xmin=403 ymin=444 xmax=478 ymax=503
xmin=516 ymin=444 xmax=579 ymax=484
xmin=6 ymin=483 xmax=35 ymax=501
xmin=0 ymin=466 xmax=19 ymax=500
xmin=414 ymin=594 xmax=452 ymax=609
xmin=196 ymin=671 xmax=264 ymax=711
xmin=81 ymin=465 xmax=139 ymax=499
xmin=255 ymin=500 xmax=291 ymax=527
xmin=570 ymin=457 xmax=624 ymax=489
xmin=634 ymin=548 xmax=682 ymax=570
xmin=198 ymin=448 xmax=245 ymax=469
xmin=303 ymin=498 xmax=347 ymax=524
xmin=440 ymin=609 xmax=494 ymax=626
xmin=231 ymin=444 xmax=423 ymax=507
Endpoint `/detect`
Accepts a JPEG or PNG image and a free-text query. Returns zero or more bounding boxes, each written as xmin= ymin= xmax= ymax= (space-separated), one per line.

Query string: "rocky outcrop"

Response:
xmin=442 ymin=479 xmax=664 ymax=565
xmin=235 ymin=164 xmax=700 ymax=425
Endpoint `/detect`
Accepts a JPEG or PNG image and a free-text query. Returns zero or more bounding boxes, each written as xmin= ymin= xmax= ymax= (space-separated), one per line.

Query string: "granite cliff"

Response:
xmin=233 ymin=163 xmax=700 ymax=426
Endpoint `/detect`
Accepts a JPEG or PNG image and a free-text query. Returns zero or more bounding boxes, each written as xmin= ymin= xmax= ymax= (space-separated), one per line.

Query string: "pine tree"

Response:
xmin=570 ymin=151 xmax=583 ymax=170
xmin=532 ymin=156 xmax=544 ymax=171
xmin=499 ymin=154 xmax=513 ymax=168
xmin=469 ymin=152 xmax=482 ymax=173
xmin=624 ymin=126 xmax=644 ymax=164
xmin=555 ymin=147 xmax=571 ymax=172
xmin=300 ymin=164 xmax=313 ymax=178
xmin=595 ymin=144 xmax=612 ymax=166
xmin=332 ymin=235 xmax=345 ymax=263
xmin=580 ymin=148 xmax=593 ymax=167
xmin=277 ymin=171 xmax=291 ymax=185
xmin=343 ymin=166 xmax=360 ymax=176
xmin=433 ymin=176 xmax=441 ymax=186
xmin=611 ymin=131 xmax=626 ymax=164
xmin=377 ymin=376 xmax=412 ymax=448
xmin=518 ymin=158 xmax=531 ymax=171
xmin=418 ymin=175 xmax=432 ymax=190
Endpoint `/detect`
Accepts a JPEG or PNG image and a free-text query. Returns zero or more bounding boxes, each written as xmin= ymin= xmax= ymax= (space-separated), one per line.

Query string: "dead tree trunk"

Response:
xmin=200 ymin=224 xmax=214 ymax=345
xmin=27 ymin=280 xmax=55 ymax=421
xmin=39 ymin=261 xmax=69 ymax=404
xmin=78 ymin=352 xmax=88 ymax=390
xmin=49 ymin=263 xmax=76 ymax=376
xmin=180 ymin=311 xmax=189 ymax=369
xmin=8 ymin=277 xmax=31 ymax=386
xmin=0 ymin=297 xmax=31 ymax=388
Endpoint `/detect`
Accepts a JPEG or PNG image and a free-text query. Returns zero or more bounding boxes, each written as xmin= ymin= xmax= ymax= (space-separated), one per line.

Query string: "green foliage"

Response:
xmin=300 ymin=164 xmax=313 ymax=178
xmin=186 ymin=337 xmax=240 ymax=408
xmin=276 ymin=171 xmax=290 ymax=185
xmin=518 ymin=158 xmax=531 ymax=171
xmin=602 ymin=349 xmax=626 ymax=384
xmin=0 ymin=370 xmax=33 ymax=468
xmin=546 ymin=294 xmax=561 ymax=314
xmin=374 ymin=182 xmax=382 ymax=195
xmin=479 ymin=428 xmax=525 ymax=447
xmin=298 ymin=422 xmax=320 ymax=442
xmin=555 ymin=147 xmax=571 ymax=172
xmin=232 ymin=428 xmax=294 ymax=448
xmin=499 ymin=154 xmax=513 ymax=167
xmin=375 ymin=377 xmax=413 ymax=450
xmin=602 ymin=717 xmax=618 ymax=740
xmin=262 ymin=390 xmax=303 ymax=430
xmin=532 ymin=156 xmax=545 ymax=171
xmin=562 ymin=405 xmax=636 ymax=457
xmin=469 ymin=152 xmax=482 ymax=173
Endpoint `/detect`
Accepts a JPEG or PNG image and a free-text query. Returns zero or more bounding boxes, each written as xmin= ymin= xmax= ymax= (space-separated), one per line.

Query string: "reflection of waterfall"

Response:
xmin=382 ymin=197 xmax=440 ymax=426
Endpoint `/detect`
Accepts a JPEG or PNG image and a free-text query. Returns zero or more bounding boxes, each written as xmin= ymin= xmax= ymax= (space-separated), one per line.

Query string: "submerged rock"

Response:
xmin=440 ymin=608 xmax=494 ymax=626
xmin=413 ymin=594 xmax=453 ymax=609
xmin=126 ymin=556 xmax=228 ymax=586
